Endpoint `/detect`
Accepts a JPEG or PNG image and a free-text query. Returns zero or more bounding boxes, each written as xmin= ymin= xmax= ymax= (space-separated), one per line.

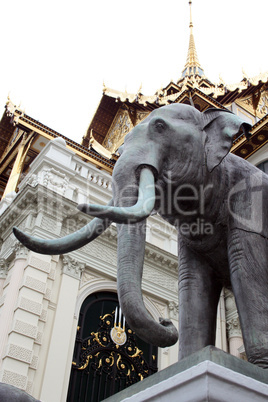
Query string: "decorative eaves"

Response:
xmin=102 ymin=70 xmax=268 ymax=108
xmin=3 ymin=98 xmax=116 ymax=170
xmin=231 ymin=113 xmax=268 ymax=159
xmin=88 ymin=129 xmax=114 ymax=159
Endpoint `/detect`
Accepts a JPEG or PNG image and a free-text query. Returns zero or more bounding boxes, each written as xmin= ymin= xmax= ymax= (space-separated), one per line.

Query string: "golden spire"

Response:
xmin=182 ymin=1 xmax=204 ymax=78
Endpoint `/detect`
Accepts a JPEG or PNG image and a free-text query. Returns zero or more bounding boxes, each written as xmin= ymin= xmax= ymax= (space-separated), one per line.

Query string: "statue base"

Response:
xmin=104 ymin=346 xmax=268 ymax=401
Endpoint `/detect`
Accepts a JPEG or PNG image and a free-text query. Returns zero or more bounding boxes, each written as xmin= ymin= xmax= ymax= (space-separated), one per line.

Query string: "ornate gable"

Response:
xmin=102 ymin=108 xmax=134 ymax=152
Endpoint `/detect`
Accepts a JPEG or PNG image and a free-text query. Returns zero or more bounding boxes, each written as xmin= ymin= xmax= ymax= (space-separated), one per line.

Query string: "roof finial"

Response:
xmin=181 ymin=0 xmax=204 ymax=79
xmin=189 ymin=1 xmax=193 ymax=29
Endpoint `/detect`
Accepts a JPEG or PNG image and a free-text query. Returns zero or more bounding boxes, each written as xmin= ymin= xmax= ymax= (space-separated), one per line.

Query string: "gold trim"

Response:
xmin=89 ymin=130 xmax=113 ymax=159
xmin=91 ymin=331 xmax=106 ymax=347
xmin=231 ymin=136 xmax=246 ymax=152
xmin=130 ymin=347 xmax=143 ymax=358
xmin=13 ymin=114 xmax=113 ymax=173
xmin=2 ymin=132 xmax=34 ymax=198
xmin=244 ymin=139 xmax=268 ymax=159
xmin=100 ymin=313 xmax=113 ymax=321
xmin=78 ymin=355 xmax=91 ymax=370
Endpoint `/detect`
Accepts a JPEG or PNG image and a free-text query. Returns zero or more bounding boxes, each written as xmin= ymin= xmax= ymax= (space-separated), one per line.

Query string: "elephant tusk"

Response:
xmin=78 ymin=167 xmax=155 ymax=224
xmin=13 ymin=200 xmax=113 ymax=255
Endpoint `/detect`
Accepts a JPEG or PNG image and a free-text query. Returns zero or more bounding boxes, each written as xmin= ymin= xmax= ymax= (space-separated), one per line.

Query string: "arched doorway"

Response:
xmin=67 ymin=291 xmax=158 ymax=401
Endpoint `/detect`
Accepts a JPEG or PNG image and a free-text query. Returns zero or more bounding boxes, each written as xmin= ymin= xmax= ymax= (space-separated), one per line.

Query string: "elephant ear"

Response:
xmin=202 ymin=108 xmax=252 ymax=172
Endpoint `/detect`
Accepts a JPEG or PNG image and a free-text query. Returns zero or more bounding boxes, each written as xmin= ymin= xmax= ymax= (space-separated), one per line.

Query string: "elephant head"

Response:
xmin=13 ymin=104 xmax=251 ymax=348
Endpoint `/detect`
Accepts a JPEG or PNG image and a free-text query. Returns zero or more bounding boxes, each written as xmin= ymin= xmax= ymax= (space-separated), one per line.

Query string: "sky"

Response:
xmin=0 ymin=0 xmax=267 ymax=143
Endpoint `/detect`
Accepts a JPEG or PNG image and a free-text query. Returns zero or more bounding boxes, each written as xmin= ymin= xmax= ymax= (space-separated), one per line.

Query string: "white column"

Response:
xmin=0 ymin=259 xmax=9 ymax=298
xmin=0 ymin=244 xmax=28 ymax=366
xmin=159 ymin=301 xmax=179 ymax=370
xmin=215 ymin=290 xmax=228 ymax=352
xmin=227 ymin=316 xmax=243 ymax=358
xmin=40 ymin=256 xmax=85 ymax=402
xmin=225 ymin=288 xmax=244 ymax=359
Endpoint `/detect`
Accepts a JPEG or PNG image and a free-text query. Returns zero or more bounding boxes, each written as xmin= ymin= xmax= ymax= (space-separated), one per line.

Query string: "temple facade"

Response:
xmin=0 ymin=2 xmax=268 ymax=401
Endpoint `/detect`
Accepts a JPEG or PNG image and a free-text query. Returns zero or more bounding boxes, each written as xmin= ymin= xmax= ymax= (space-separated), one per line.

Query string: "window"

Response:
xmin=256 ymin=160 xmax=268 ymax=174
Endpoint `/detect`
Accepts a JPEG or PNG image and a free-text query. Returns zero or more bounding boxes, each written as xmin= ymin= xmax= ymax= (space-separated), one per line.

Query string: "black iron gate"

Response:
xmin=67 ymin=292 xmax=158 ymax=401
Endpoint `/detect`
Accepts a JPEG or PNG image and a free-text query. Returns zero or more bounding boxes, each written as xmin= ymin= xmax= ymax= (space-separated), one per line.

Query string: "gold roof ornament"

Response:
xmin=181 ymin=1 xmax=204 ymax=78
xmin=89 ymin=129 xmax=113 ymax=159
xmin=137 ymin=83 xmax=142 ymax=94
xmin=103 ymin=81 xmax=108 ymax=94
xmin=83 ymin=0 xmax=268 ymax=157
xmin=218 ymin=74 xmax=226 ymax=86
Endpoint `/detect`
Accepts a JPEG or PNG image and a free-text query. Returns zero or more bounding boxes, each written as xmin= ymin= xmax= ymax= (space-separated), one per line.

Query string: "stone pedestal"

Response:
xmin=104 ymin=346 xmax=268 ymax=402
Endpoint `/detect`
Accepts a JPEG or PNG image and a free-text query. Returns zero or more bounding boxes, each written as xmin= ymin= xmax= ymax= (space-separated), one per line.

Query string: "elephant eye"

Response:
xmin=154 ymin=118 xmax=166 ymax=132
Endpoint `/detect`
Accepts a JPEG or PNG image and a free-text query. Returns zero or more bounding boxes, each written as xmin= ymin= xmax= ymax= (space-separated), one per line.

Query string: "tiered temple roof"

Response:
xmin=82 ymin=1 xmax=268 ymax=159
xmin=0 ymin=1 xmax=268 ymax=199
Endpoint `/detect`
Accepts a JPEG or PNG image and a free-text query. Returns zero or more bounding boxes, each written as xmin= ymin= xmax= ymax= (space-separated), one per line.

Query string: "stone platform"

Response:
xmin=104 ymin=346 xmax=268 ymax=401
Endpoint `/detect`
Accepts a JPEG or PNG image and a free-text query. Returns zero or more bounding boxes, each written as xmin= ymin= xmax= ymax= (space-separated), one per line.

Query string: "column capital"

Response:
xmin=226 ymin=315 xmax=242 ymax=339
xmin=12 ymin=242 xmax=29 ymax=260
xmin=168 ymin=300 xmax=179 ymax=320
xmin=62 ymin=255 xmax=85 ymax=280
xmin=0 ymin=258 xmax=9 ymax=279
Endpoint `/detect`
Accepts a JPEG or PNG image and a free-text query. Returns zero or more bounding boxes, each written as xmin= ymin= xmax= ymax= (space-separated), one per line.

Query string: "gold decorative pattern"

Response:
xmin=77 ymin=355 xmax=92 ymax=370
xmin=91 ymin=331 xmax=106 ymax=347
xmin=257 ymin=91 xmax=268 ymax=116
xmin=71 ymin=308 xmax=157 ymax=398
xmin=100 ymin=313 xmax=112 ymax=320
xmin=103 ymin=108 xmax=134 ymax=152
xmin=130 ymin=346 xmax=143 ymax=358
xmin=136 ymin=111 xmax=150 ymax=125
xmin=258 ymin=134 xmax=265 ymax=141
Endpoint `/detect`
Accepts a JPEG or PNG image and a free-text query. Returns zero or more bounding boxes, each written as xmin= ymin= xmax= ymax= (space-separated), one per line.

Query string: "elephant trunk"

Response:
xmin=116 ymin=169 xmax=178 ymax=347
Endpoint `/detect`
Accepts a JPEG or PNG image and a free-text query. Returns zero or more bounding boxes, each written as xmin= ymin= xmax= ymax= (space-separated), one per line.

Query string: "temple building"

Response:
xmin=0 ymin=1 xmax=268 ymax=401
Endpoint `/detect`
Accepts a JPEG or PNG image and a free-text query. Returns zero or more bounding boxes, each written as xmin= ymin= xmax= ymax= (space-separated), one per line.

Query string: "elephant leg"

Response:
xmin=228 ymin=229 xmax=268 ymax=368
xmin=178 ymin=240 xmax=222 ymax=360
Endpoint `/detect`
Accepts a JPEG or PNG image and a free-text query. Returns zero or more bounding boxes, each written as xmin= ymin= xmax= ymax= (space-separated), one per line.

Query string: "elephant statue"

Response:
xmin=0 ymin=383 xmax=40 ymax=401
xmin=13 ymin=103 xmax=268 ymax=368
